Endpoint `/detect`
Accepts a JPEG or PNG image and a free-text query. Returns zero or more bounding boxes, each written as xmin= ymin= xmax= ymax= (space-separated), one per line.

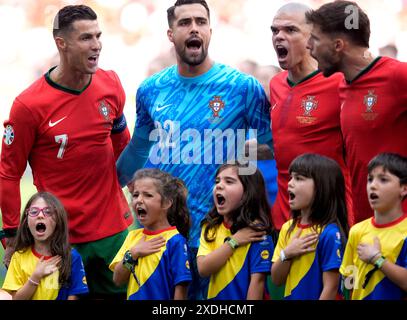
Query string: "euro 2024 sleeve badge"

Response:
xmin=3 ymin=125 xmax=15 ymax=145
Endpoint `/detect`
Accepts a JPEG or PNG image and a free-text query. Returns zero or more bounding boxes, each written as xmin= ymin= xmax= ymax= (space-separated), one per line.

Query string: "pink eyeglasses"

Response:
xmin=26 ymin=207 xmax=53 ymax=217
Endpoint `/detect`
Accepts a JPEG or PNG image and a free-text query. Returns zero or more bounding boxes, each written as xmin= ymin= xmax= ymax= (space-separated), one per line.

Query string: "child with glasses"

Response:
xmin=1 ymin=192 xmax=88 ymax=299
xmin=340 ymin=153 xmax=407 ymax=299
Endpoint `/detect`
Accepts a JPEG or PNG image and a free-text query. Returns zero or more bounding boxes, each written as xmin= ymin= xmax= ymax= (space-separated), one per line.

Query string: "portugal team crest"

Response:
xmin=98 ymin=100 xmax=112 ymax=121
xmin=363 ymin=90 xmax=377 ymax=112
xmin=297 ymin=96 xmax=318 ymax=124
xmin=301 ymin=96 xmax=318 ymax=116
xmin=3 ymin=125 xmax=14 ymax=145
xmin=209 ymin=96 xmax=225 ymax=119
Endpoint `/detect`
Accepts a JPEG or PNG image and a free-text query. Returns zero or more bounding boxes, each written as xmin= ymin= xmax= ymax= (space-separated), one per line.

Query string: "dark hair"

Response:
xmin=201 ymin=162 xmax=274 ymax=242
xmin=133 ymin=169 xmax=190 ymax=238
xmin=368 ymin=153 xmax=407 ymax=187
xmin=15 ymin=192 xmax=71 ymax=287
xmin=53 ymin=5 xmax=97 ymax=37
xmin=288 ymin=153 xmax=349 ymax=244
xmin=167 ymin=0 xmax=210 ymax=27
xmin=305 ymin=1 xmax=370 ymax=48
xmin=245 ymin=141 xmax=273 ymax=160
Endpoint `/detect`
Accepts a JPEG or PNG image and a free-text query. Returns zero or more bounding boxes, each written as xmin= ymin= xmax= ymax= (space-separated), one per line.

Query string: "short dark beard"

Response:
xmin=321 ymin=64 xmax=339 ymax=77
xmin=177 ymin=46 xmax=208 ymax=66
xmin=320 ymin=51 xmax=340 ymax=77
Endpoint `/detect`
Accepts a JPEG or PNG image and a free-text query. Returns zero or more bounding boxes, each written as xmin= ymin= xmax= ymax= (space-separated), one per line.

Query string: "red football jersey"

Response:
xmin=270 ymin=71 xmax=353 ymax=230
xmin=340 ymin=57 xmax=407 ymax=223
xmin=1 ymin=68 xmax=132 ymax=243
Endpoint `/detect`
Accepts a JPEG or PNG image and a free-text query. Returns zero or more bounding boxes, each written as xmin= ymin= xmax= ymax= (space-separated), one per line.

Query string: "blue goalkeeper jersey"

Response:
xmin=119 ymin=63 xmax=272 ymax=247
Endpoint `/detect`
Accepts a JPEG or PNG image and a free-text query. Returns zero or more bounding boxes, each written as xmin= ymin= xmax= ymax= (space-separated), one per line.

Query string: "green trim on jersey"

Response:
xmin=346 ymin=56 xmax=382 ymax=84
xmin=45 ymin=66 xmax=92 ymax=95
xmin=287 ymin=70 xmax=320 ymax=87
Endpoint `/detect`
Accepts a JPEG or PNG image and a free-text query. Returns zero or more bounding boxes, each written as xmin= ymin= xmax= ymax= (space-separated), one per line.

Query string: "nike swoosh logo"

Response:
xmin=271 ymin=103 xmax=277 ymax=110
xmin=49 ymin=116 xmax=67 ymax=127
xmin=155 ymin=104 xmax=172 ymax=112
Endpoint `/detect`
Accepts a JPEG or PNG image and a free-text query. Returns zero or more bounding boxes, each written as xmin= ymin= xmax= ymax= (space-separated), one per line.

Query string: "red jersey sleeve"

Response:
xmin=1 ymin=98 xmax=37 ymax=229
xmin=111 ymin=126 xmax=130 ymax=161
xmin=109 ymin=71 xmax=130 ymax=160
xmin=395 ymin=61 xmax=407 ymax=216
xmin=394 ymin=61 xmax=407 ymax=100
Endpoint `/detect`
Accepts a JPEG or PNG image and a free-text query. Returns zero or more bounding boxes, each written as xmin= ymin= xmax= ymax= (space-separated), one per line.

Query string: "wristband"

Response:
xmin=280 ymin=249 xmax=290 ymax=262
xmin=0 ymin=228 xmax=17 ymax=239
xmin=122 ymin=250 xmax=138 ymax=270
xmin=224 ymin=237 xmax=239 ymax=250
xmin=368 ymin=251 xmax=381 ymax=264
xmin=28 ymin=278 xmax=39 ymax=286
xmin=122 ymin=250 xmax=140 ymax=286
xmin=362 ymin=256 xmax=386 ymax=289
xmin=374 ymin=256 xmax=386 ymax=269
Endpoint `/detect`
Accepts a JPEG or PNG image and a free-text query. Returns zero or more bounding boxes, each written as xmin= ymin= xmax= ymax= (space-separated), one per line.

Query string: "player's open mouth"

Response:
xmin=276 ymin=45 xmax=288 ymax=59
xmin=88 ymin=55 xmax=99 ymax=65
xmin=288 ymin=191 xmax=296 ymax=200
xmin=186 ymin=38 xmax=202 ymax=51
xmin=36 ymin=222 xmax=46 ymax=233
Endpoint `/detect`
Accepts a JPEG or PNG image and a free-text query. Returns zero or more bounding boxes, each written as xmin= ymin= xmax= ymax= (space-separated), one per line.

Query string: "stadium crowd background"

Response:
xmin=1 ymin=0 xmax=407 ymax=286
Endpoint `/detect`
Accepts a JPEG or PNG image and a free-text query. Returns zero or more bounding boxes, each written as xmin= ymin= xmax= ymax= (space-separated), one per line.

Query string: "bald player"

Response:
xmin=269 ymin=2 xmax=353 ymax=232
